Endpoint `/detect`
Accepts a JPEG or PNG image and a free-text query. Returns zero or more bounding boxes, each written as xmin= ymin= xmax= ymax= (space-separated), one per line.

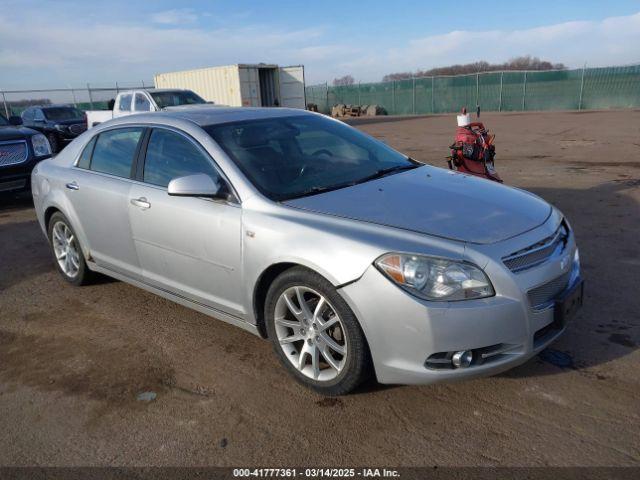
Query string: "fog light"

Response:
xmin=452 ymin=350 xmax=473 ymax=368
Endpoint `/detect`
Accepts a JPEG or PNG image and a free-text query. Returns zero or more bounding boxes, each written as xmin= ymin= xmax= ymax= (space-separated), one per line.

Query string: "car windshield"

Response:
xmin=43 ymin=107 xmax=84 ymax=121
xmin=0 ymin=114 xmax=8 ymax=126
xmin=205 ymin=115 xmax=419 ymax=201
xmin=150 ymin=91 xmax=206 ymax=108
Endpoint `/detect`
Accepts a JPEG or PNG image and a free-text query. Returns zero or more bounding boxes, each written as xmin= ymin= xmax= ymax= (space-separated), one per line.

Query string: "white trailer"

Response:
xmin=154 ymin=64 xmax=306 ymax=109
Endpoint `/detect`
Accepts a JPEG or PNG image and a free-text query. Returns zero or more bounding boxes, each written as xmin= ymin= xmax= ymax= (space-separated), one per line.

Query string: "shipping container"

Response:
xmin=154 ymin=64 xmax=306 ymax=109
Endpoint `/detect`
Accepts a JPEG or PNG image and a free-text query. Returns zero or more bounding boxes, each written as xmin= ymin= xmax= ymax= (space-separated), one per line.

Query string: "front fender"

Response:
xmin=240 ymin=200 xmax=466 ymax=324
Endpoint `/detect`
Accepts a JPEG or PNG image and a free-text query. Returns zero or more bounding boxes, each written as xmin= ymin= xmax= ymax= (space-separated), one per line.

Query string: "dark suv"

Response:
xmin=21 ymin=106 xmax=87 ymax=153
xmin=0 ymin=114 xmax=52 ymax=193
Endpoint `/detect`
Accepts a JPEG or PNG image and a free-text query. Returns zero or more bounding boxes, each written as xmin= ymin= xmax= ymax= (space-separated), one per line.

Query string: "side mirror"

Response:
xmin=167 ymin=173 xmax=225 ymax=199
xmin=9 ymin=116 xmax=23 ymax=126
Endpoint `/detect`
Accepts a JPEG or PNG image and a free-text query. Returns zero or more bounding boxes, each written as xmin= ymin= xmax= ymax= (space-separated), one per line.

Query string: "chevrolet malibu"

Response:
xmin=31 ymin=108 xmax=583 ymax=395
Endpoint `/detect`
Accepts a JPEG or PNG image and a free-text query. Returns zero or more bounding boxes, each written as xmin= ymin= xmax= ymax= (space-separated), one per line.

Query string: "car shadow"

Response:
xmin=0 ymin=190 xmax=33 ymax=212
xmin=503 ymin=177 xmax=639 ymax=378
xmin=0 ymin=217 xmax=52 ymax=290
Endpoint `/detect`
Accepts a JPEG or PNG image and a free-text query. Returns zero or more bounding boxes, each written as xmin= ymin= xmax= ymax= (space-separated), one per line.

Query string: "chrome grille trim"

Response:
xmin=0 ymin=140 xmax=28 ymax=167
xmin=503 ymin=222 xmax=568 ymax=273
xmin=528 ymin=270 xmax=571 ymax=310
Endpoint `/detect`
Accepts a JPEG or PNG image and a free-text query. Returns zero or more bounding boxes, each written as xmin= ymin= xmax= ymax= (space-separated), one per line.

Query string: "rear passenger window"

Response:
xmin=90 ymin=128 xmax=143 ymax=178
xmin=76 ymin=137 xmax=96 ymax=169
xmin=143 ymin=129 xmax=217 ymax=188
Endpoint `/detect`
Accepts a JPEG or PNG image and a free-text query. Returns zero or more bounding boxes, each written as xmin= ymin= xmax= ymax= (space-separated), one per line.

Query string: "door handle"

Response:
xmin=65 ymin=181 xmax=79 ymax=190
xmin=130 ymin=197 xmax=151 ymax=209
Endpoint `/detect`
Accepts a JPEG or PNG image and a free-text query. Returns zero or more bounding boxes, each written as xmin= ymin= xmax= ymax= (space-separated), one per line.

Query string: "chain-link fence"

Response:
xmin=306 ymin=64 xmax=640 ymax=115
xmin=0 ymin=82 xmax=153 ymax=118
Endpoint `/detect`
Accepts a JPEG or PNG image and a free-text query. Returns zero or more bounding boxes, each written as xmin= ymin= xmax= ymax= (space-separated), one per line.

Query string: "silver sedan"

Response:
xmin=31 ymin=108 xmax=583 ymax=395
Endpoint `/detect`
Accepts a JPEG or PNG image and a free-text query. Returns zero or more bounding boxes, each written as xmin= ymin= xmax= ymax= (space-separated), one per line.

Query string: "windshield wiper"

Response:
xmin=354 ymin=163 xmax=420 ymax=185
xmin=284 ymin=181 xmax=358 ymax=200
xmin=282 ymin=163 xmax=421 ymax=201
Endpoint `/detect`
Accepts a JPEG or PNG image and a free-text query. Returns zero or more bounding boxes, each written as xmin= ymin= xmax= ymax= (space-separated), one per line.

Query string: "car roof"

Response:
xmin=122 ymin=107 xmax=312 ymax=127
xmin=122 ymin=88 xmax=192 ymax=94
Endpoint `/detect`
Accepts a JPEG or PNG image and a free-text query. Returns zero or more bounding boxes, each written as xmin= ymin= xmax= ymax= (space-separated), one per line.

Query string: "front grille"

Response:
xmin=69 ymin=123 xmax=87 ymax=135
xmin=503 ymin=222 xmax=568 ymax=273
xmin=527 ymin=270 xmax=571 ymax=310
xmin=0 ymin=141 xmax=28 ymax=167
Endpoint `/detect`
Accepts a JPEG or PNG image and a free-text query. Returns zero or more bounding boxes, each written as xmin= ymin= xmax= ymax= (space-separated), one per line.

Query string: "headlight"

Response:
xmin=31 ymin=134 xmax=52 ymax=157
xmin=54 ymin=124 xmax=68 ymax=132
xmin=375 ymin=253 xmax=494 ymax=301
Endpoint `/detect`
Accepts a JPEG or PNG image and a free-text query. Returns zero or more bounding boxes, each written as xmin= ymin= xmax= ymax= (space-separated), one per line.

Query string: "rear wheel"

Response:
xmin=48 ymin=212 xmax=93 ymax=286
xmin=265 ymin=267 xmax=371 ymax=395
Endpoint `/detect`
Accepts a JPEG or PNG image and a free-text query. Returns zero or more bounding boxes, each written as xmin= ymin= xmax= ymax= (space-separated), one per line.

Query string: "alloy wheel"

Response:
xmin=274 ymin=286 xmax=348 ymax=381
xmin=52 ymin=221 xmax=80 ymax=278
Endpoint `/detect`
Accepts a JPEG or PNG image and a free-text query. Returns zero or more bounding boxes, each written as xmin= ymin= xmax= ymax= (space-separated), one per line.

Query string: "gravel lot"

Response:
xmin=0 ymin=110 xmax=639 ymax=467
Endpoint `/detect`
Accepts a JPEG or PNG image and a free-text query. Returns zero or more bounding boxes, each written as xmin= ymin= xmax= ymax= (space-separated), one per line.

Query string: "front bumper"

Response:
xmin=338 ymin=257 xmax=582 ymax=385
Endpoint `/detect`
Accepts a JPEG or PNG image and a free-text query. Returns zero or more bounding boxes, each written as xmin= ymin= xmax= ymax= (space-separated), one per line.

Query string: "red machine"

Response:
xmin=447 ymin=108 xmax=502 ymax=183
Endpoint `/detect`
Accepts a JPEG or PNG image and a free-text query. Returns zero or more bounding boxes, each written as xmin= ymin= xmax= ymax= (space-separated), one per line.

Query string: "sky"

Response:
xmin=1 ymin=0 xmax=640 ymax=91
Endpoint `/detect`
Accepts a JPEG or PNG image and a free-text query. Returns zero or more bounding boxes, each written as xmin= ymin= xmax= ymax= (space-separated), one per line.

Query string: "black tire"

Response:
xmin=46 ymin=132 xmax=59 ymax=154
xmin=47 ymin=212 xmax=93 ymax=286
xmin=265 ymin=266 xmax=372 ymax=395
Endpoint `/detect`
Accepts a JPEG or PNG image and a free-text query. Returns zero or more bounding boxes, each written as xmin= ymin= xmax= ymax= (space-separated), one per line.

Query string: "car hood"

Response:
xmin=0 ymin=125 xmax=38 ymax=140
xmin=283 ymin=165 xmax=552 ymax=244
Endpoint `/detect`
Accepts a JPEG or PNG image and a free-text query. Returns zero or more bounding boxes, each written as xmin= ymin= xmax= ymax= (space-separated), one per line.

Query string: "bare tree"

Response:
xmin=333 ymin=75 xmax=355 ymax=86
xmin=382 ymin=56 xmax=566 ymax=81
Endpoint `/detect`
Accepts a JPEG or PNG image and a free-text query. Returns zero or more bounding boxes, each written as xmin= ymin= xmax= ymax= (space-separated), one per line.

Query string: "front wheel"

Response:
xmin=265 ymin=267 xmax=371 ymax=395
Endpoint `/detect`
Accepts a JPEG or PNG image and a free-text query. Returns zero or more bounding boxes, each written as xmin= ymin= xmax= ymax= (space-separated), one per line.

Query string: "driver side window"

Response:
xmin=143 ymin=128 xmax=220 ymax=188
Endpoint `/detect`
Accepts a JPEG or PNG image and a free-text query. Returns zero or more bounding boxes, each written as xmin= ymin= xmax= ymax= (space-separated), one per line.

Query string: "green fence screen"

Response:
xmin=305 ymin=64 xmax=640 ymax=115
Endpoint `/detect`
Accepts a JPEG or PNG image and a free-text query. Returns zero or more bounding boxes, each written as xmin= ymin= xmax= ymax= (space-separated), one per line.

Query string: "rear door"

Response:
xmin=67 ymin=127 xmax=145 ymax=279
xmin=278 ymin=65 xmax=306 ymax=109
xmin=127 ymin=127 xmax=244 ymax=316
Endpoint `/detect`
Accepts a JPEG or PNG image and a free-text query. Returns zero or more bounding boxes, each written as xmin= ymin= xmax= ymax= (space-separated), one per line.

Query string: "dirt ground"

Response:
xmin=0 ymin=110 xmax=639 ymax=467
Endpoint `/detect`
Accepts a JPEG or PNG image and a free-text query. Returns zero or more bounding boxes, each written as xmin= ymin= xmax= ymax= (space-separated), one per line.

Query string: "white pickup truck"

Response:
xmin=85 ymin=88 xmax=210 ymax=128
